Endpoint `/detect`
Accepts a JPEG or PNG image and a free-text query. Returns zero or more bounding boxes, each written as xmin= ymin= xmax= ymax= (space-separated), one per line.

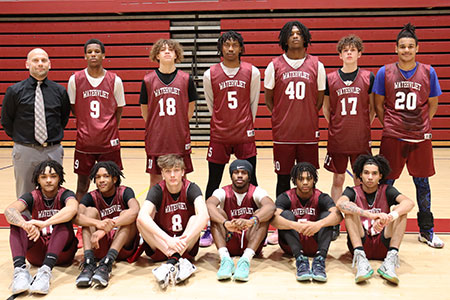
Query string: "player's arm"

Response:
xmin=141 ymin=104 xmax=148 ymax=122
xmin=188 ymin=101 xmax=195 ymax=120
xmin=264 ymin=88 xmax=274 ymax=112
xmin=264 ymin=62 xmax=275 ymax=112
xmin=5 ymin=199 xmax=40 ymax=241
xmin=203 ymin=69 xmax=214 ymax=114
xmin=182 ymin=195 xmax=209 ymax=243
xmin=74 ymin=203 xmax=103 ymax=227
xmin=112 ymin=198 xmax=140 ymax=228
xmin=206 ymin=195 xmax=227 ymax=225
xmin=30 ymin=197 xmax=78 ymax=229
xmin=322 ymin=95 xmax=330 ymax=123
xmin=315 ymin=62 xmax=326 ymax=111
xmin=114 ymin=75 xmax=125 ymax=127
xmin=337 ymin=193 xmax=377 ymax=220
xmin=369 ymin=92 xmax=376 ymax=124
xmin=139 ymin=80 xmax=149 ymax=122
xmin=270 ymin=194 xmax=300 ymax=231
xmin=250 ymin=66 xmax=261 ymax=121
xmin=428 ymin=96 xmax=438 ymax=120
xmin=137 ymin=200 xmax=175 ymax=242
xmin=374 ymin=94 xmax=385 ymax=126
xmin=115 ymin=107 xmax=123 ymax=127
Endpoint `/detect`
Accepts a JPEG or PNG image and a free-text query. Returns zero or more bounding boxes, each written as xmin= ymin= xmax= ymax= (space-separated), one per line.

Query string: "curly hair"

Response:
xmin=396 ymin=23 xmax=418 ymax=46
xmin=89 ymin=161 xmax=124 ymax=187
xmin=290 ymin=162 xmax=318 ymax=187
xmin=32 ymin=160 xmax=65 ymax=188
xmin=352 ymin=154 xmax=391 ymax=184
xmin=278 ymin=20 xmax=311 ymax=52
xmin=217 ymin=30 xmax=245 ymax=58
xmin=337 ymin=34 xmax=364 ymax=53
xmin=150 ymin=39 xmax=184 ymax=63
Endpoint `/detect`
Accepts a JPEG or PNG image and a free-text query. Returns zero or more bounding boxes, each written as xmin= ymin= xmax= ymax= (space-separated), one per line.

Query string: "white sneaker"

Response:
xmin=10 ymin=265 xmax=32 ymax=294
xmin=152 ymin=263 xmax=177 ymax=288
xmin=352 ymin=249 xmax=373 ymax=283
xmin=419 ymin=232 xmax=445 ymax=248
xmin=377 ymin=250 xmax=399 ymax=284
xmin=29 ymin=265 xmax=52 ymax=294
xmin=175 ymin=258 xmax=197 ymax=284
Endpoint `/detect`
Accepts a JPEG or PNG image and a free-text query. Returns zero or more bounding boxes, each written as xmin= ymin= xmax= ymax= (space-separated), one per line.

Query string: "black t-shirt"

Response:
xmin=325 ymin=68 xmax=375 ymax=95
xmin=145 ymin=182 xmax=202 ymax=211
xmin=81 ymin=187 xmax=135 ymax=209
xmin=20 ymin=189 xmax=75 ymax=211
xmin=139 ymin=69 xmax=198 ymax=104
xmin=275 ymin=191 xmax=335 ymax=212
xmin=343 ymin=185 xmax=401 ymax=207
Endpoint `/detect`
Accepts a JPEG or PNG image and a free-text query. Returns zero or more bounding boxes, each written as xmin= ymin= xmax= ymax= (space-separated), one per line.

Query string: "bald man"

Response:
xmin=1 ymin=48 xmax=71 ymax=198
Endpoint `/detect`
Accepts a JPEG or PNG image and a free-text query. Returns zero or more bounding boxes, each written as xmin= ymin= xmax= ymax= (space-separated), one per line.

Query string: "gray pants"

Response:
xmin=12 ymin=143 xmax=64 ymax=198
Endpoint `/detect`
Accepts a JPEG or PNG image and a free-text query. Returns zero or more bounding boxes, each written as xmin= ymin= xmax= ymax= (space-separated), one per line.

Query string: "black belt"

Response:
xmin=16 ymin=141 xmax=60 ymax=148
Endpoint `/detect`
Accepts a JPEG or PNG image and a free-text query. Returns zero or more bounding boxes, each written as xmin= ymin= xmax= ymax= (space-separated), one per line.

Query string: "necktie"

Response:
xmin=34 ymin=81 xmax=48 ymax=145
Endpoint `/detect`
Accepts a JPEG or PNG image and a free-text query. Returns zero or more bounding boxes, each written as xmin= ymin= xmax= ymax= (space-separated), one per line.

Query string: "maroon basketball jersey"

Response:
xmin=272 ymin=54 xmax=319 ymax=143
xmin=90 ymin=186 xmax=127 ymax=220
xmin=285 ymin=188 xmax=321 ymax=221
xmin=327 ymin=69 xmax=372 ymax=153
xmin=31 ymin=187 xmax=67 ymax=221
xmin=354 ymin=184 xmax=389 ymax=235
xmin=74 ymin=70 xmax=120 ymax=153
xmin=154 ymin=179 xmax=195 ymax=237
xmin=383 ymin=63 xmax=431 ymax=140
xmin=144 ymin=70 xmax=191 ymax=156
xmin=222 ymin=184 xmax=257 ymax=220
xmin=209 ymin=62 xmax=255 ymax=144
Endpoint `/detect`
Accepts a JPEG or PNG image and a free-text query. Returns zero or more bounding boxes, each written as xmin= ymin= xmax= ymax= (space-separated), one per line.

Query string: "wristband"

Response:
xmin=389 ymin=211 xmax=399 ymax=221
xmin=250 ymin=215 xmax=260 ymax=226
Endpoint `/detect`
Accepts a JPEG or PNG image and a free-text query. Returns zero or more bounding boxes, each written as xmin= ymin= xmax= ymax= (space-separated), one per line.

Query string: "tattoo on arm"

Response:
xmin=339 ymin=202 xmax=366 ymax=216
xmin=5 ymin=207 xmax=25 ymax=226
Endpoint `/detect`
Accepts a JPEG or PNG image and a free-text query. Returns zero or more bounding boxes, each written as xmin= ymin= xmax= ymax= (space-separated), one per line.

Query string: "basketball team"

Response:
xmin=1 ymin=20 xmax=444 ymax=295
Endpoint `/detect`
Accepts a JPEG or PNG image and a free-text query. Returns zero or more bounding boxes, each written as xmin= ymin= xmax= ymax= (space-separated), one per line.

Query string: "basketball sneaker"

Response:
xmin=217 ymin=256 xmax=235 ymax=280
xmin=76 ymin=258 xmax=97 ymax=287
xmin=295 ymin=255 xmax=311 ymax=281
xmin=419 ymin=232 xmax=445 ymax=248
xmin=199 ymin=227 xmax=213 ymax=247
xmin=29 ymin=265 xmax=52 ymax=294
xmin=175 ymin=258 xmax=197 ymax=284
xmin=352 ymin=249 xmax=373 ymax=283
xmin=311 ymin=255 xmax=327 ymax=282
xmin=232 ymin=257 xmax=250 ymax=282
xmin=377 ymin=249 xmax=399 ymax=285
xmin=153 ymin=263 xmax=177 ymax=288
xmin=91 ymin=257 xmax=112 ymax=287
xmin=10 ymin=265 xmax=32 ymax=294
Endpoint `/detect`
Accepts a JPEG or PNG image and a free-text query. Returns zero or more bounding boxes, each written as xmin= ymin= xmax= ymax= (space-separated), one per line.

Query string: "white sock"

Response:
xmin=218 ymin=247 xmax=230 ymax=260
xmin=242 ymin=248 xmax=255 ymax=262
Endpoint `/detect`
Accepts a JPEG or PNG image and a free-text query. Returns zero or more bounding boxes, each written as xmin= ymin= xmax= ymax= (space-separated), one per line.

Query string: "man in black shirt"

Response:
xmin=271 ymin=162 xmax=342 ymax=282
xmin=337 ymin=154 xmax=414 ymax=285
xmin=1 ymin=48 xmax=70 ymax=198
xmin=75 ymin=161 xmax=140 ymax=288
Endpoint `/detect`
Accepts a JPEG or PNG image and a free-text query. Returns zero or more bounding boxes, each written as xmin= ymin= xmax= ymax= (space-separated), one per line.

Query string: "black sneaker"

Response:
xmin=331 ymin=224 xmax=340 ymax=241
xmin=311 ymin=256 xmax=327 ymax=282
xmin=295 ymin=255 xmax=311 ymax=281
xmin=76 ymin=258 xmax=97 ymax=287
xmin=91 ymin=258 xmax=112 ymax=287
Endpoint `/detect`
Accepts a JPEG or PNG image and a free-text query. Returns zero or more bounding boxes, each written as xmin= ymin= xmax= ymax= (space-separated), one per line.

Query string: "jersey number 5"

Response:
xmin=227 ymin=91 xmax=238 ymax=109
xmin=285 ymin=81 xmax=305 ymax=100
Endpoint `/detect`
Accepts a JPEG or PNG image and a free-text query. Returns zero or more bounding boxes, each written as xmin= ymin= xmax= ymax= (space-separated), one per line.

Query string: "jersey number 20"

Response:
xmin=395 ymin=91 xmax=417 ymax=110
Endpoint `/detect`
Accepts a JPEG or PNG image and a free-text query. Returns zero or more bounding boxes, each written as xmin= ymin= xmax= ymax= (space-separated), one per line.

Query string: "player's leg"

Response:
xmin=234 ymin=141 xmax=258 ymax=187
xmin=310 ymin=211 xmax=333 ymax=282
xmin=210 ymin=208 xmax=235 ymax=280
xmin=146 ymin=155 xmax=163 ymax=188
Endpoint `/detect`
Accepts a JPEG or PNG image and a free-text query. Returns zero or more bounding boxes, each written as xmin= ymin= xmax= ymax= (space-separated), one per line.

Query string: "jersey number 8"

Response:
xmin=172 ymin=214 xmax=183 ymax=232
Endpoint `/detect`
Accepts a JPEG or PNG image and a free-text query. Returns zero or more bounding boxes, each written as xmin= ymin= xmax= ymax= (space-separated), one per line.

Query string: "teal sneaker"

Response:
xmin=217 ymin=256 xmax=235 ymax=280
xmin=296 ymin=255 xmax=312 ymax=281
xmin=232 ymin=257 xmax=250 ymax=282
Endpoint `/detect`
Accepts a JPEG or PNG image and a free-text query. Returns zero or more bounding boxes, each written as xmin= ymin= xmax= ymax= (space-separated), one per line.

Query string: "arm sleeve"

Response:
xmin=324 ymin=76 xmax=329 ymax=96
xmin=250 ymin=66 xmax=261 ymax=121
xmin=146 ymin=184 xmax=163 ymax=211
xmin=252 ymin=186 xmax=269 ymax=208
xmin=80 ymin=193 xmax=95 ymax=207
xmin=122 ymin=187 xmax=136 ymax=208
xmin=368 ymin=72 xmax=375 ymax=94
xmin=275 ymin=193 xmax=292 ymax=210
xmin=212 ymin=188 xmax=226 ymax=209
xmin=264 ymin=62 xmax=275 ymax=90
xmin=188 ymin=75 xmax=199 ymax=102
xmin=202 ymin=69 xmax=214 ymax=114
xmin=372 ymin=66 xmax=386 ymax=96
xmin=18 ymin=193 xmax=34 ymax=211
xmin=0 ymin=86 xmax=17 ymax=137
xmin=187 ymin=182 xmax=203 ymax=204
xmin=429 ymin=66 xmax=442 ymax=98
xmin=385 ymin=185 xmax=402 ymax=207
xmin=343 ymin=187 xmax=356 ymax=203
xmin=67 ymin=74 xmax=76 ymax=105
xmin=318 ymin=193 xmax=336 ymax=212
xmin=114 ymin=75 xmax=126 ymax=107
xmin=60 ymin=190 xmax=76 ymax=207
xmin=139 ymin=80 xmax=148 ymax=105
xmin=317 ymin=61 xmax=326 ymax=91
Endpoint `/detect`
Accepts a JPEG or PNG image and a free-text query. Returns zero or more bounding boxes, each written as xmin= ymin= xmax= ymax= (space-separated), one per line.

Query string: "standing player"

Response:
xmin=337 ymin=155 xmax=414 ymax=284
xmin=75 ymin=161 xmax=140 ymax=288
xmin=140 ymin=39 xmax=198 ymax=188
xmin=322 ymin=35 xmax=375 ymax=240
xmin=264 ymin=20 xmax=326 ymax=244
xmin=5 ymin=160 xmax=78 ymax=295
xmin=373 ymin=23 xmax=444 ymax=248
xmin=136 ymin=154 xmax=209 ymax=288
xmin=202 ymin=30 xmax=261 ymax=247
xmin=206 ymin=160 xmax=275 ymax=282
xmin=68 ymin=38 xmax=125 ymax=202
xmin=271 ymin=162 xmax=342 ymax=282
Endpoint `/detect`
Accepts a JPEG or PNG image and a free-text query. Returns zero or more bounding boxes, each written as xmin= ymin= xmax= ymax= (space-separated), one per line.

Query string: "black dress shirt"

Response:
xmin=1 ymin=76 xmax=70 ymax=144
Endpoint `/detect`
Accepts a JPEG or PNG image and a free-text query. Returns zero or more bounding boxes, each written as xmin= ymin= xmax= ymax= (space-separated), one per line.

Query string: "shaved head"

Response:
xmin=26 ymin=48 xmax=50 ymax=80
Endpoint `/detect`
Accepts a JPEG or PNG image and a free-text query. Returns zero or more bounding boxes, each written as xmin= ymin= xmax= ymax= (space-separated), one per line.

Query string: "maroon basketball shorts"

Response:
xmin=146 ymin=152 xmax=193 ymax=175
xmin=74 ymin=149 xmax=123 ymax=176
xmin=347 ymin=231 xmax=390 ymax=260
xmin=380 ymin=137 xmax=435 ymax=179
xmin=226 ymin=231 xmax=265 ymax=256
xmin=279 ymin=234 xmax=318 ymax=257
xmin=207 ymin=141 xmax=257 ymax=164
xmin=324 ymin=151 xmax=370 ymax=174
xmin=273 ymin=143 xmax=319 ymax=175
xmin=94 ymin=230 xmax=140 ymax=261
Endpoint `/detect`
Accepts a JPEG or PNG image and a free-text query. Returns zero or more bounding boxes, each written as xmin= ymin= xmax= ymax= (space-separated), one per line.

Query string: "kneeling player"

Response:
xmin=5 ymin=160 xmax=78 ymax=295
xmin=206 ymin=160 xmax=275 ymax=281
xmin=75 ymin=161 xmax=140 ymax=288
xmin=136 ymin=154 xmax=209 ymax=288
xmin=337 ymin=154 xmax=414 ymax=284
xmin=271 ymin=162 xmax=342 ymax=282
